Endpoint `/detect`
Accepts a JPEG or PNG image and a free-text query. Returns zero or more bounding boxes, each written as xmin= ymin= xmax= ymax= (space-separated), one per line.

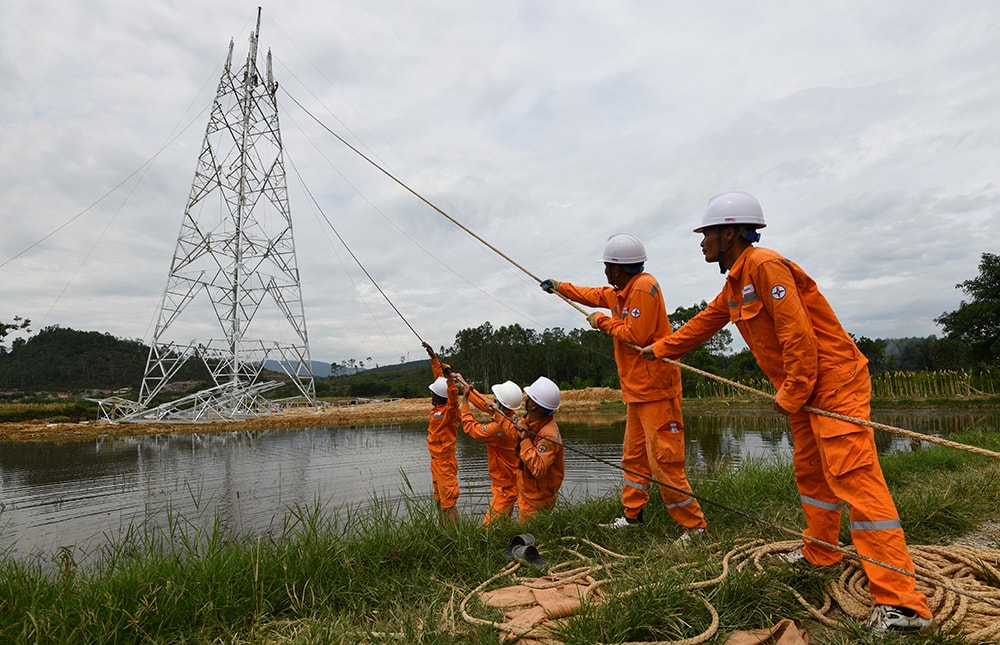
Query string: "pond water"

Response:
xmin=1 ymin=410 xmax=996 ymax=564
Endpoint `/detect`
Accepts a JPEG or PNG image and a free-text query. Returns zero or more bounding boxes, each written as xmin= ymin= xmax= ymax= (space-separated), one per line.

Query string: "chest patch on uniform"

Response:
xmin=432 ymin=411 xmax=444 ymax=418
xmin=771 ymin=285 xmax=787 ymax=300
xmin=630 ymin=307 xmax=641 ymax=318
xmin=742 ymin=284 xmax=755 ymax=296
xmin=537 ymin=444 xmax=547 ymax=453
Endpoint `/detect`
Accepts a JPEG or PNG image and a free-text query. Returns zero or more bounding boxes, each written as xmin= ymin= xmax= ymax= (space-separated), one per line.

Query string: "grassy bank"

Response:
xmin=2 ymin=432 xmax=999 ymax=644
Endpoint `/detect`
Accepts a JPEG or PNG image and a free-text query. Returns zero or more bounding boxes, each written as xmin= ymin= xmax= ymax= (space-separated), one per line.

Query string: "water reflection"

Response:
xmin=0 ymin=410 xmax=995 ymax=564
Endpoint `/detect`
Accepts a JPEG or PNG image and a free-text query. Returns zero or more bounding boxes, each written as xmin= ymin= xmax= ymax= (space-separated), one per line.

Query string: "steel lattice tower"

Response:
xmin=123 ymin=11 xmax=316 ymax=422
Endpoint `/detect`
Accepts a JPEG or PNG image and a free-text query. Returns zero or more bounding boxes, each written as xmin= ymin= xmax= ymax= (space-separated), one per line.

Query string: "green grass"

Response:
xmin=1 ymin=434 xmax=999 ymax=643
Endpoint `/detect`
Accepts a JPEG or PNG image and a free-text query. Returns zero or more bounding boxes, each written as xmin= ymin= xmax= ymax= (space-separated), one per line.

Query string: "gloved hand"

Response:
xmin=587 ymin=312 xmax=604 ymax=329
xmin=539 ymin=279 xmax=561 ymax=294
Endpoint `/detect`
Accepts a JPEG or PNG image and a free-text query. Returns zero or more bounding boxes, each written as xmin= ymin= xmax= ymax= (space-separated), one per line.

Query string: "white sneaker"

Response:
xmin=778 ymin=545 xmax=806 ymax=564
xmin=604 ymin=516 xmax=643 ymax=529
xmin=674 ymin=528 xmax=707 ymax=546
xmin=867 ymin=604 xmax=932 ymax=634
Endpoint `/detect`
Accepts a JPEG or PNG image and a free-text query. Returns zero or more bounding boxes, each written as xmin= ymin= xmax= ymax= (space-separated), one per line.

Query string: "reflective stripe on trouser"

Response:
xmin=430 ymin=452 xmax=459 ymax=510
xmin=790 ymin=368 xmax=930 ymax=618
xmin=483 ymin=484 xmax=518 ymax=527
xmin=621 ymin=398 xmax=707 ymax=530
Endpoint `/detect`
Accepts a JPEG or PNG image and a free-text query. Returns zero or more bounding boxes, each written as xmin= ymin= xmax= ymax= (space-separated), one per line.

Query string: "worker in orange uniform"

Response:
xmin=640 ymin=192 xmax=932 ymax=635
xmin=423 ymin=341 xmax=461 ymax=523
xmin=456 ymin=378 xmax=523 ymax=527
xmin=540 ymin=234 xmax=707 ymax=542
xmin=515 ymin=376 xmax=565 ymax=523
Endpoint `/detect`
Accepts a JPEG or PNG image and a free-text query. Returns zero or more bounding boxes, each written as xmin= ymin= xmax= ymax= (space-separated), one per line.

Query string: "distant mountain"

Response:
xmin=262 ymin=359 xmax=341 ymax=378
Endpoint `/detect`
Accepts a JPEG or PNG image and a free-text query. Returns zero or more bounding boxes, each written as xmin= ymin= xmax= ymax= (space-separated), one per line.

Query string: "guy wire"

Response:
xmin=287 ymin=151 xmax=425 ymax=345
xmin=282 ymin=88 xmax=591 ymax=317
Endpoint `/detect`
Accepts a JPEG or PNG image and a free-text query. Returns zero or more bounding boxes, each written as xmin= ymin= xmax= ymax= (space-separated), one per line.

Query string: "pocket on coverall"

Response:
xmin=811 ymin=383 xmax=874 ymax=478
xmin=653 ymin=420 xmax=685 ymax=465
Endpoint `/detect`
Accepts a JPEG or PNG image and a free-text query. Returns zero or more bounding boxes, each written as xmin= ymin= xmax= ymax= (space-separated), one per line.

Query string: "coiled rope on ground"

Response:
xmin=456 ymin=536 xmax=1000 ymax=644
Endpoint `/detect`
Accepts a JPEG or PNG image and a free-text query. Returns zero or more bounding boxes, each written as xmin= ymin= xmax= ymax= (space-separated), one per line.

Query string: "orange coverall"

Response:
xmin=651 ymin=245 xmax=930 ymax=617
xmin=427 ymin=357 xmax=459 ymax=511
xmin=460 ymin=389 xmax=520 ymax=526
xmin=515 ymin=415 xmax=565 ymax=523
xmin=559 ymin=274 xmax=706 ymax=529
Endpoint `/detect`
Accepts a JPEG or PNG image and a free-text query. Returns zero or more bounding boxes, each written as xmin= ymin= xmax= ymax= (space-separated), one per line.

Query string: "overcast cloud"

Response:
xmin=2 ymin=1 xmax=998 ymax=370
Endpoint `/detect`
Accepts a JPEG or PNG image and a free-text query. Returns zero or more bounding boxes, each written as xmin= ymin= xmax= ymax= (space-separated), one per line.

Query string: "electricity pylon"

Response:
xmin=121 ymin=10 xmax=316 ymax=422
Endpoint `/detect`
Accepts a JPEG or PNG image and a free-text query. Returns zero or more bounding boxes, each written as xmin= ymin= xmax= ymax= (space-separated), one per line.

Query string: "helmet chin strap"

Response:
xmin=716 ymin=227 xmax=760 ymax=273
xmin=717 ymin=228 xmax=734 ymax=274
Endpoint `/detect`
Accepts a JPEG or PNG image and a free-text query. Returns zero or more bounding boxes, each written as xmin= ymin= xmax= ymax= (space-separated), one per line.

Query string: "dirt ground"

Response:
xmin=0 ymin=387 xmax=626 ymax=443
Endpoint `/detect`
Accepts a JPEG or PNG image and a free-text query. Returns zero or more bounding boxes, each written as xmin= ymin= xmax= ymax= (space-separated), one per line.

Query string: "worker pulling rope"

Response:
xmin=634 ymin=345 xmax=1000 ymax=462
xmin=287 ymin=86 xmax=997 ymax=463
xmin=505 ymin=411 xmax=1000 ymax=615
xmin=288 ymin=88 xmax=1000 ymax=617
xmin=291 ymin=87 xmax=1000 ymax=640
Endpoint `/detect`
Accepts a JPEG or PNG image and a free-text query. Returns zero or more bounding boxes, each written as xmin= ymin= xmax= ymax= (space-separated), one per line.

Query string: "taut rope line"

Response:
xmin=290 ymin=91 xmax=1000 ymax=611
xmin=286 ymin=87 xmax=998 ymax=461
xmin=626 ymin=344 xmax=1000 ymax=462
xmin=283 ymin=88 xmax=591 ymax=317
xmin=287 ymin=150 xmax=426 ymax=344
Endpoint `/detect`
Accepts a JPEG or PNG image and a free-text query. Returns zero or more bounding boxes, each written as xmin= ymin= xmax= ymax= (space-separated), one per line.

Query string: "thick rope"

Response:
xmin=459 ymin=536 xmax=720 ymax=645
xmin=651 ymin=351 xmax=1000 ymax=461
xmin=734 ymin=540 xmax=1000 ymax=641
xmin=459 ymin=535 xmax=1000 ymax=644
xmin=286 ymin=90 xmax=997 ymax=461
xmin=368 ymin=535 xmax=1000 ymax=643
xmin=508 ymin=409 xmax=1000 ymax=613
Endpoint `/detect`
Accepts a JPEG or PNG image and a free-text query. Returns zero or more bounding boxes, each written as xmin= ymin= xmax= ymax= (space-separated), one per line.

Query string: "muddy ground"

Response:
xmin=0 ymin=387 xmax=627 ymax=443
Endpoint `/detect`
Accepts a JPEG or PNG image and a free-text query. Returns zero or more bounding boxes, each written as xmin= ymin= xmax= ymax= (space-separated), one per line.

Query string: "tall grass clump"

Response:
xmin=0 ymin=437 xmax=998 ymax=643
xmin=871 ymin=368 xmax=1000 ymax=402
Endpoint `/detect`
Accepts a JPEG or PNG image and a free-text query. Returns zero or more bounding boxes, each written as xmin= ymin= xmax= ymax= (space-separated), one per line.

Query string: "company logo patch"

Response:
xmin=742 ymin=284 xmax=755 ymax=296
xmin=432 ymin=411 xmax=444 ymax=418
xmin=630 ymin=307 xmax=641 ymax=318
xmin=771 ymin=285 xmax=787 ymax=300
xmin=537 ymin=444 xmax=547 ymax=453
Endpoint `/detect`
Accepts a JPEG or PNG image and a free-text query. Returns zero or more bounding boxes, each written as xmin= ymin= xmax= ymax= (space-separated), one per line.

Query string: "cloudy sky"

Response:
xmin=2 ymin=1 xmax=998 ymax=370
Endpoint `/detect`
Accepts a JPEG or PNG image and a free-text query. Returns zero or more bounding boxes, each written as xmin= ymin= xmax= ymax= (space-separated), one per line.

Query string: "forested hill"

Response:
xmin=0 ymin=326 xmax=203 ymax=394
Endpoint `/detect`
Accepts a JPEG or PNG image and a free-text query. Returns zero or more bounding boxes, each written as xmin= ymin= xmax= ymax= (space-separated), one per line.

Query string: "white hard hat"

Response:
xmin=524 ymin=376 xmax=561 ymax=411
xmin=428 ymin=376 xmax=449 ymax=398
xmin=602 ymin=233 xmax=647 ymax=264
xmin=696 ymin=192 xmax=767 ymax=233
xmin=491 ymin=380 xmax=524 ymax=410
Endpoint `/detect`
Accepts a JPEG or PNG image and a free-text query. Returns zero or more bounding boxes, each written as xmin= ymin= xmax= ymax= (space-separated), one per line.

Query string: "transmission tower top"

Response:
xmin=111 ymin=10 xmax=319 ymax=423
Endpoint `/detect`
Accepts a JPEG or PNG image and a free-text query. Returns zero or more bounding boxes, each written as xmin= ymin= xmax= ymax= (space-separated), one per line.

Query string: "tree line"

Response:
xmin=3 ymin=252 xmax=997 ymax=400
xmin=333 ymin=252 xmax=1000 ymax=399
